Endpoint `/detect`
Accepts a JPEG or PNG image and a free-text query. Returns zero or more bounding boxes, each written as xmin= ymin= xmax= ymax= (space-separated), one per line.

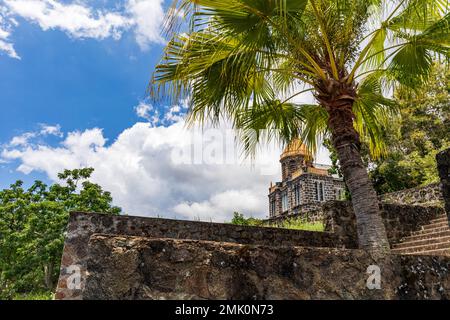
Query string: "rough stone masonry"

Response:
xmin=84 ymin=234 xmax=449 ymax=300
xmin=56 ymin=210 xmax=450 ymax=300
xmin=55 ymin=212 xmax=350 ymax=300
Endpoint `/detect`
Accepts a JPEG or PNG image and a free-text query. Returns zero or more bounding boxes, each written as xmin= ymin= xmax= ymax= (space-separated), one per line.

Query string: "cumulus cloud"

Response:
xmin=173 ymin=189 xmax=264 ymax=222
xmin=0 ymin=0 xmax=166 ymax=58
xmin=2 ymin=119 xmax=284 ymax=222
xmin=4 ymin=0 xmax=132 ymax=39
xmin=126 ymin=0 xmax=165 ymax=49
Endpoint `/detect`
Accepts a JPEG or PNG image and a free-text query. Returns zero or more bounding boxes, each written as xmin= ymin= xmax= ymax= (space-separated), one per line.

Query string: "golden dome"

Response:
xmin=280 ymin=139 xmax=311 ymax=160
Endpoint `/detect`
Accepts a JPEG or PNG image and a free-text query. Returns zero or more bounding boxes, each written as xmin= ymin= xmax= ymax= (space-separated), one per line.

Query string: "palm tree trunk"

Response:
xmin=326 ymin=101 xmax=390 ymax=255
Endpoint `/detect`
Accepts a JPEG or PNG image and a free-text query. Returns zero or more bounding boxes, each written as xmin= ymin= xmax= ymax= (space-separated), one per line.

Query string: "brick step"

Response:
xmin=400 ymin=229 xmax=450 ymax=242
xmin=410 ymin=226 xmax=450 ymax=236
xmin=392 ymin=247 xmax=450 ymax=257
xmin=393 ymin=235 xmax=450 ymax=249
xmin=391 ymin=241 xmax=450 ymax=254
xmin=422 ymin=221 xmax=449 ymax=230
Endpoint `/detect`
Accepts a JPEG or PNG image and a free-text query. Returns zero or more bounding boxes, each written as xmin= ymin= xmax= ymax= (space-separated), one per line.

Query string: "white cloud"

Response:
xmin=164 ymin=104 xmax=183 ymax=123
xmin=1 ymin=0 xmax=166 ymax=58
xmin=126 ymin=0 xmax=165 ymax=49
xmin=2 ymin=119 xmax=284 ymax=222
xmin=135 ymin=101 xmax=153 ymax=119
xmin=173 ymin=189 xmax=263 ymax=222
xmin=4 ymin=0 xmax=132 ymax=39
xmin=9 ymin=132 xmax=36 ymax=146
xmin=135 ymin=99 xmax=189 ymax=126
xmin=39 ymin=123 xmax=63 ymax=136
xmin=134 ymin=100 xmax=163 ymax=126
xmin=0 ymin=12 xmax=20 ymax=59
xmin=7 ymin=123 xmax=63 ymax=147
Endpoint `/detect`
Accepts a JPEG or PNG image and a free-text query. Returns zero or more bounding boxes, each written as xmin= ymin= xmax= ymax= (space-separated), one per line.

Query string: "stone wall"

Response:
xmin=437 ymin=148 xmax=450 ymax=220
xmin=84 ymin=234 xmax=450 ymax=300
xmin=56 ymin=212 xmax=351 ymax=300
xmin=380 ymin=183 xmax=443 ymax=206
xmin=323 ymin=201 xmax=446 ymax=247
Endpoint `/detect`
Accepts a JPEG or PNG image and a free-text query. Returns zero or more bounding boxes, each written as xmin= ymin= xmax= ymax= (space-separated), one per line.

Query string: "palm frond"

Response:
xmin=353 ymin=74 xmax=398 ymax=158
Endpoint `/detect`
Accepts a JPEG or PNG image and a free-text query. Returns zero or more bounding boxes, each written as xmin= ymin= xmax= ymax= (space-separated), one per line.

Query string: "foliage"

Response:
xmin=230 ymin=212 xmax=264 ymax=226
xmin=0 ymin=168 xmax=121 ymax=299
xmin=369 ymin=63 xmax=450 ymax=193
xmin=12 ymin=291 xmax=53 ymax=300
xmin=230 ymin=212 xmax=324 ymax=231
xmin=153 ymin=0 xmax=449 ymax=158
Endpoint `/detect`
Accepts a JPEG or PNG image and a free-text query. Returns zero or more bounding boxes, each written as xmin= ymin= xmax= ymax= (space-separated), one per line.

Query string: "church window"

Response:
xmin=293 ymin=184 xmax=301 ymax=206
xmin=281 ymin=191 xmax=289 ymax=212
xmin=315 ymin=181 xmax=324 ymax=202
xmin=335 ymin=188 xmax=344 ymax=200
xmin=270 ymin=198 xmax=277 ymax=216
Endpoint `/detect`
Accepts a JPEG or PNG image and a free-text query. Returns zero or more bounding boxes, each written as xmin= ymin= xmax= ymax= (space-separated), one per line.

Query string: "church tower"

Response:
xmin=280 ymin=139 xmax=312 ymax=181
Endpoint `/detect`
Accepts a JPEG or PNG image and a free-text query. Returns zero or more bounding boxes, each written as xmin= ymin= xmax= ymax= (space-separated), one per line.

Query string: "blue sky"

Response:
xmin=1 ymin=0 xmax=167 ymax=186
xmin=0 ymin=0 xmax=330 ymax=221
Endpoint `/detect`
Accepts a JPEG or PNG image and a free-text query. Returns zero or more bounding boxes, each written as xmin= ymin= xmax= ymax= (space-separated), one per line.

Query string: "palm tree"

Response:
xmin=152 ymin=0 xmax=449 ymax=254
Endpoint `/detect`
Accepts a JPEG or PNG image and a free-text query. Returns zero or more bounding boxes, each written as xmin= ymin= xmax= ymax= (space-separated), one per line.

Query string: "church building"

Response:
xmin=268 ymin=140 xmax=345 ymax=218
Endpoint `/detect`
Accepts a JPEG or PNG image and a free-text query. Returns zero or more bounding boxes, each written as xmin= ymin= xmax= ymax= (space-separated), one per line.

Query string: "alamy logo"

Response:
xmin=67 ymin=265 xmax=81 ymax=290
xmin=366 ymin=265 xmax=381 ymax=290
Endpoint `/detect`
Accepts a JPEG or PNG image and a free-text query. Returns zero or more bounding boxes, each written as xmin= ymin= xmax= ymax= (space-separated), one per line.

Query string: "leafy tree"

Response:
xmin=230 ymin=212 xmax=263 ymax=226
xmin=0 ymin=168 xmax=120 ymax=299
xmin=152 ymin=0 xmax=449 ymax=254
xmin=370 ymin=63 xmax=450 ymax=193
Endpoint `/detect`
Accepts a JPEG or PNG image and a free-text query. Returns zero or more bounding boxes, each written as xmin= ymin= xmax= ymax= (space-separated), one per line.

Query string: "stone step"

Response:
xmin=392 ymin=247 xmax=450 ymax=257
xmin=391 ymin=241 xmax=450 ymax=254
xmin=429 ymin=216 xmax=449 ymax=224
xmin=392 ymin=235 xmax=450 ymax=249
xmin=400 ymin=229 xmax=450 ymax=242
xmin=422 ymin=221 xmax=449 ymax=230
xmin=410 ymin=226 xmax=450 ymax=236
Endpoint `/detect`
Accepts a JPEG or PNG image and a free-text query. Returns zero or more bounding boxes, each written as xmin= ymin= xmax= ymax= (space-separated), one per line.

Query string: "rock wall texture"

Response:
xmin=380 ymin=183 xmax=443 ymax=206
xmin=324 ymin=202 xmax=446 ymax=247
xmin=84 ymin=234 xmax=450 ymax=300
xmin=437 ymin=148 xmax=450 ymax=220
xmin=55 ymin=212 xmax=350 ymax=300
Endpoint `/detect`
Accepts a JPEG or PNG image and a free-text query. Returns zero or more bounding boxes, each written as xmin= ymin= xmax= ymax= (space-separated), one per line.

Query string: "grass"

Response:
xmin=267 ymin=217 xmax=325 ymax=232
xmin=230 ymin=212 xmax=325 ymax=232
xmin=12 ymin=291 xmax=53 ymax=300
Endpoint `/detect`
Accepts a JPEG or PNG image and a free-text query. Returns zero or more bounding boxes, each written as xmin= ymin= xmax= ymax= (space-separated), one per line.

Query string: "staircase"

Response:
xmin=392 ymin=215 xmax=450 ymax=256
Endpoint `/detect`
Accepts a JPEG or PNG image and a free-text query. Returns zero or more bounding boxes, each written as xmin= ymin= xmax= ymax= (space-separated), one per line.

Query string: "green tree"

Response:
xmin=370 ymin=63 xmax=450 ymax=193
xmin=153 ymin=0 xmax=449 ymax=254
xmin=0 ymin=168 xmax=121 ymax=299
xmin=230 ymin=212 xmax=263 ymax=226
